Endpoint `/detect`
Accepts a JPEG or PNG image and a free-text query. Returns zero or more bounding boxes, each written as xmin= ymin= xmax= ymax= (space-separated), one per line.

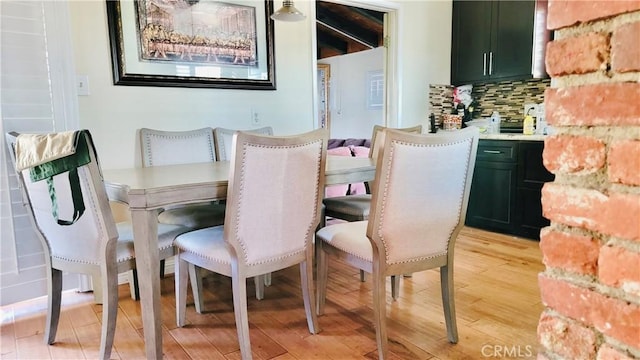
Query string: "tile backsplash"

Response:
xmin=429 ymin=78 xmax=550 ymax=128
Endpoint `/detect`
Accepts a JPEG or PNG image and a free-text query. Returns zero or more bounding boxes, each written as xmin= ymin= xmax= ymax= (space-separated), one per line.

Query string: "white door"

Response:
xmin=313 ymin=0 xmax=400 ymax=138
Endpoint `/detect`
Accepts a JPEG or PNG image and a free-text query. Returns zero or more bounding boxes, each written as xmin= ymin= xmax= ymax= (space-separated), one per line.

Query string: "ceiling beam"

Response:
xmin=316 ymin=8 xmax=379 ymax=47
xmin=317 ymin=20 xmax=374 ymax=49
xmin=317 ymin=29 xmax=348 ymax=54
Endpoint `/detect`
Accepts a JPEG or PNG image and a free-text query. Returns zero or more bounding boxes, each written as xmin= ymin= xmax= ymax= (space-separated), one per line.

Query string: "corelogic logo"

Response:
xmin=481 ymin=344 xmax=534 ymax=358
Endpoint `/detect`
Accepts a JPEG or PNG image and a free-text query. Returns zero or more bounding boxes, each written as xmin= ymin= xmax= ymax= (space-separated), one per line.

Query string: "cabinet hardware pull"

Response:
xmin=483 ymin=53 xmax=487 ymax=76
xmin=489 ymin=52 xmax=493 ymax=76
xmin=483 ymin=150 xmax=501 ymax=154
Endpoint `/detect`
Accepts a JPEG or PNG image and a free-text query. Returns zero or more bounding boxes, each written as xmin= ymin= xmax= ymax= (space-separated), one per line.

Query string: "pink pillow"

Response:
xmin=328 ymin=147 xmax=352 ymax=156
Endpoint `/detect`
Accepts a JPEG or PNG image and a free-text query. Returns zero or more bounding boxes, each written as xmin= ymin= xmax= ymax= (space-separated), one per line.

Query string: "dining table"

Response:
xmin=102 ymin=155 xmax=375 ymax=359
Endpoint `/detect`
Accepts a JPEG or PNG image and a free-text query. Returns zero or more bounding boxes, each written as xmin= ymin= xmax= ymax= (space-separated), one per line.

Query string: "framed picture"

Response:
xmin=106 ymin=0 xmax=276 ymax=90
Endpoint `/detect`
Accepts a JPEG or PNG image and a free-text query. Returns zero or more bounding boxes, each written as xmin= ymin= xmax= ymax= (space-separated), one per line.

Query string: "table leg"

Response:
xmin=131 ymin=209 xmax=162 ymax=359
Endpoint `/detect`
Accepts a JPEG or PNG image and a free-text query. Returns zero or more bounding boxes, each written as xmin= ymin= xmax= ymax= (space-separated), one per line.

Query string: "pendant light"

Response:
xmin=271 ymin=0 xmax=306 ymax=22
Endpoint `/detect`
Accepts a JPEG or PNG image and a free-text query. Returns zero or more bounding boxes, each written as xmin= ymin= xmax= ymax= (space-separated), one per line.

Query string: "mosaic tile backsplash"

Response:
xmin=429 ymin=78 xmax=550 ymax=129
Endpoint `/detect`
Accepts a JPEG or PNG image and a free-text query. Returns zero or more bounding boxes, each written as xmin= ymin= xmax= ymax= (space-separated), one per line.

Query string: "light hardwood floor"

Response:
xmin=0 ymin=227 xmax=544 ymax=359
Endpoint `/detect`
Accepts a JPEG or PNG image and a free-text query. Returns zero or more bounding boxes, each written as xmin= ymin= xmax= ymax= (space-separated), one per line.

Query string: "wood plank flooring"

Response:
xmin=0 ymin=227 xmax=544 ymax=359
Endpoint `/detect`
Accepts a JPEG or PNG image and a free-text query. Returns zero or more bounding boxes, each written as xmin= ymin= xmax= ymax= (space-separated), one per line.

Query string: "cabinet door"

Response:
xmin=490 ymin=1 xmax=535 ymax=80
xmin=515 ymin=141 xmax=554 ymax=239
xmin=518 ymin=141 xmax=555 ymax=189
xmin=466 ymin=161 xmax=517 ymax=232
xmin=451 ymin=1 xmax=492 ymax=85
xmin=516 ymin=188 xmax=549 ymax=239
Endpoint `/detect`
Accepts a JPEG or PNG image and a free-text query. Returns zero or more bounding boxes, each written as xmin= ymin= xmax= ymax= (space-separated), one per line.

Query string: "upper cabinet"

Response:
xmin=451 ymin=0 xmax=550 ymax=85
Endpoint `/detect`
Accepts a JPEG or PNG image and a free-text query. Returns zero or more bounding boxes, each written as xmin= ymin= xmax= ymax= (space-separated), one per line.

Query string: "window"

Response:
xmin=366 ymin=70 xmax=384 ymax=109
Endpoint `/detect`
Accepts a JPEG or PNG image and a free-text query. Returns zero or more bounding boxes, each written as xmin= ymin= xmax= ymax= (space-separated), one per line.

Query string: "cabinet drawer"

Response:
xmin=477 ymin=140 xmax=518 ymax=162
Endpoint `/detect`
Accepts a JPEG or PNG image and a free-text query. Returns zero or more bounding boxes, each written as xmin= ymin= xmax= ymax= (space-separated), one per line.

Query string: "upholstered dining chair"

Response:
xmin=322 ymin=124 xmax=422 ymax=295
xmin=140 ymin=127 xmax=267 ymax=302
xmin=6 ymin=130 xmax=189 ymax=360
xmin=213 ymin=125 xmax=275 ymax=287
xmin=139 ymin=127 xmax=232 ymax=303
xmin=316 ymin=127 xmax=479 ymax=360
xmin=213 ymin=126 xmax=273 ymax=161
xmin=140 ymin=127 xmax=226 ymax=228
xmin=174 ymin=129 xmax=327 ymax=360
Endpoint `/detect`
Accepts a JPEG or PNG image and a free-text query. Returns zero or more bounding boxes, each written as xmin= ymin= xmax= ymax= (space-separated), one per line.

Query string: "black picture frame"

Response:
xmin=106 ymin=0 xmax=276 ymax=90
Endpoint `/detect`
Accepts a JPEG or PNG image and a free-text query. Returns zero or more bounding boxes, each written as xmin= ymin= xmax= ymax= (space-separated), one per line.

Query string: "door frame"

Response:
xmin=311 ymin=0 xmax=401 ymax=130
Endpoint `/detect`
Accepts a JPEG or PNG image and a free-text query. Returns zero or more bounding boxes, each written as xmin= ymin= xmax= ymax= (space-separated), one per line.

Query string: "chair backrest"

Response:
xmin=213 ymin=126 xmax=273 ymax=161
xmin=369 ymin=125 xmax=422 ymax=161
xmin=366 ymin=127 xmax=479 ymax=266
xmin=140 ymin=127 xmax=216 ymax=167
xmin=223 ymin=129 xmax=328 ymax=267
xmin=10 ymin=130 xmax=118 ymax=266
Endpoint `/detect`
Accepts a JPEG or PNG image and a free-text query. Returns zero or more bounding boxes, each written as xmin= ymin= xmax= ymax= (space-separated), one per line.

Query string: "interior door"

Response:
xmin=314 ymin=0 xmax=398 ymax=136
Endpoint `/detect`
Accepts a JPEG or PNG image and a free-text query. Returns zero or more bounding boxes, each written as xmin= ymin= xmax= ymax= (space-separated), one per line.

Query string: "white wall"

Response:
xmin=68 ymin=0 xmax=452 ymax=169
xmin=69 ymin=1 xmax=317 ymax=169
xmin=319 ymin=47 xmax=385 ymax=139
xmin=396 ymin=0 xmax=453 ymax=129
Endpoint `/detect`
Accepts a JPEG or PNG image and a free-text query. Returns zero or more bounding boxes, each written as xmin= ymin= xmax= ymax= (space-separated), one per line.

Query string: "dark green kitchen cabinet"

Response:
xmin=466 ymin=140 xmax=518 ymax=233
xmin=514 ymin=141 xmax=555 ymax=239
xmin=466 ymin=139 xmax=554 ymax=240
xmin=451 ymin=0 xmax=538 ymax=85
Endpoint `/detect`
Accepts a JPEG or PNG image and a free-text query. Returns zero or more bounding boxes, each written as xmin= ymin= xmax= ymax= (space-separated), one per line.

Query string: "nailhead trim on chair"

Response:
xmin=144 ymin=132 xmax=215 ymax=166
xmin=375 ymin=138 xmax=473 ymax=263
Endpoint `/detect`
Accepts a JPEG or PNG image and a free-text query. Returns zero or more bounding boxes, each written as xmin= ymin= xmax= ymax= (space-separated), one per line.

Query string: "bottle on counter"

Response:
xmin=490 ymin=111 xmax=501 ymax=134
xmin=429 ymin=113 xmax=438 ymax=133
xmin=523 ymin=115 xmax=535 ymax=135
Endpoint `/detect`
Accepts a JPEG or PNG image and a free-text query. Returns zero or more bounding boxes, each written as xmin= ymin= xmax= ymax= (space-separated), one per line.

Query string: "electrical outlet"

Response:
xmin=76 ymin=75 xmax=90 ymax=96
xmin=250 ymin=109 xmax=260 ymax=125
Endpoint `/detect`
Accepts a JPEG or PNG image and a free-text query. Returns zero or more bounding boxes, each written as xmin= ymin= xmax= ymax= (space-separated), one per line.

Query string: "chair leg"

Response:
xmin=129 ymin=270 xmax=139 ymax=301
xmin=188 ymin=264 xmax=204 ymax=314
xmin=316 ymin=241 xmax=328 ymax=315
xmin=264 ymin=272 xmax=272 ymax=286
xmin=441 ymin=264 xmax=458 ymax=343
xmin=176 ymin=255 xmax=189 ymax=326
xmin=254 ymin=275 xmax=264 ymax=300
xmin=92 ymin=275 xmax=103 ymax=304
xmin=372 ymin=265 xmax=388 ymax=360
xmin=391 ymin=275 xmax=400 ymax=300
xmin=160 ymin=259 xmax=166 ymax=278
xmin=98 ymin=268 xmax=118 ymax=360
xmin=44 ymin=268 xmax=62 ymax=345
xmin=360 ymin=270 xmax=366 ymax=282
xmin=231 ymin=272 xmax=252 ymax=360
xmin=299 ymin=259 xmax=319 ymax=334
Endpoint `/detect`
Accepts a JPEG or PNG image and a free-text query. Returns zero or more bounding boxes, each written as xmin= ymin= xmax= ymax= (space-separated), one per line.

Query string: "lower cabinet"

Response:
xmin=465 ymin=139 xmax=554 ymax=240
xmin=514 ymin=141 xmax=555 ymax=239
xmin=466 ymin=160 xmax=517 ymax=233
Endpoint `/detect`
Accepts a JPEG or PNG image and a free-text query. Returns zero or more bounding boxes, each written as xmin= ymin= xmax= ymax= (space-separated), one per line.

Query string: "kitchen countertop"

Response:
xmin=479 ymin=133 xmax=546 ymax=141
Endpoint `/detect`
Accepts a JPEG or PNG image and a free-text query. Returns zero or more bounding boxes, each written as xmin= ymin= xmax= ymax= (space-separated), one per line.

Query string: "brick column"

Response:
xmin=538 ymin=2 xmax=640 ymax=359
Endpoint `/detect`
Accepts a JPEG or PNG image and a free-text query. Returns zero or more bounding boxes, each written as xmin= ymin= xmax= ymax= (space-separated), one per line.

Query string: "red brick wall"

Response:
xmin=539 ymin=1 xmax=640 ymax=359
